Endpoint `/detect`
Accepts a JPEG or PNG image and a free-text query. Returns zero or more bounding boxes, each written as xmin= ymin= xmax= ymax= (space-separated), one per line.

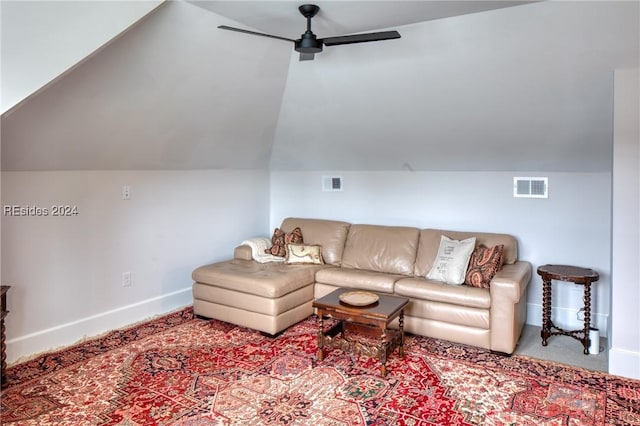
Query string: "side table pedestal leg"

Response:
xmin=582 ymin=283 xmax=592 ymax=355
xmin=541 ymin=278 xmax=552 ymax=346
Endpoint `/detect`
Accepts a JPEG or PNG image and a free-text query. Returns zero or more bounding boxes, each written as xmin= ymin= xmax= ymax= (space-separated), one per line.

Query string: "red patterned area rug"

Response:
xmin=2 ymin=307 xmax=639 ymax=425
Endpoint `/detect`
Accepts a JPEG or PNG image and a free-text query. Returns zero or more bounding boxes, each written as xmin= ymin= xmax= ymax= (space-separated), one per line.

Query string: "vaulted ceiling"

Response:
xmin=2 ymin=1 xmax=638 ymax=172
xmin=186 ymin=1 xmax=531 ymax=39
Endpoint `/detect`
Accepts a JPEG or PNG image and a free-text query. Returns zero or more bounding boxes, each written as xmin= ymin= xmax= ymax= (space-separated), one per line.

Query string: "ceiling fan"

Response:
xmin=218 ymin=4 xmax=401 ymax=61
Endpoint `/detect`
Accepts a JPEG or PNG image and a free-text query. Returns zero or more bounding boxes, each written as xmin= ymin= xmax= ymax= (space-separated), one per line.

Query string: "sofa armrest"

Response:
xmin=490 ymin=261 xmax=531 ymax=303
xmin=490 ymin=261 xmax=532 ymax=353
xmin=234 ymin=244 xmax=253 ymax=260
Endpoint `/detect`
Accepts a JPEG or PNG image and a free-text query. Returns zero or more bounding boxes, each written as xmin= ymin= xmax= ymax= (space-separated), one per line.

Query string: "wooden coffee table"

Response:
xmin=312 ymin=287 xmax=409 ymax=376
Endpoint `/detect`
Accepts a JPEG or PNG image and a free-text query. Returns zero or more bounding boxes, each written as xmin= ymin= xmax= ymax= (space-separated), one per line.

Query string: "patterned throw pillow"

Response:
xmin=465 ymin=244 xmax=505 ymax=288
xmin=285 ymin=244 xmax=324 ymax=265
xmin=265 ymin=227 xmax=304 ymax=257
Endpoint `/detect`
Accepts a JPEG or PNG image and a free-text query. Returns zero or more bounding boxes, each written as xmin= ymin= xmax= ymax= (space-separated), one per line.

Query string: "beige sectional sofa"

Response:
xmin=192 ymin=217 xmax=532 ymax=354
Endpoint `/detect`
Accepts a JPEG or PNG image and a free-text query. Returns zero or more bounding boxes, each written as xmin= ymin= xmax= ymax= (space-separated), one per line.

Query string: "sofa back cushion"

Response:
xmin=280 ymin=218 xmax=351 ymax=266
xmin=414 ymin=229 xmax=518 ymax=277
xmin=341 ymin=224 xmax=420 ymax=276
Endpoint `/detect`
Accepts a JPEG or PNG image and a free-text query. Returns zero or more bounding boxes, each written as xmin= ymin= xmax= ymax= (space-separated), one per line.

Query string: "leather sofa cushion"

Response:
xmin=395 ymin=277 xmax=491 ymax=309
xmin=280 ymin=218 xmax=350 ymax=266
xmin=315 ymin=267 xmax=405 ymax=293
xmin=402 ymin=317 xmax=490 ymax=350
xmin=414 ymin=229 xmax=518 ymax=277
xmin=193 ymin=283 xmax=313 ymax=316
xmin=404 ymin=299 xmax=490 ymax=329
xmin=192 ymin=259 xmax=323 ymax=298
xmin=341 ymin=224 xmax=420 ymax=275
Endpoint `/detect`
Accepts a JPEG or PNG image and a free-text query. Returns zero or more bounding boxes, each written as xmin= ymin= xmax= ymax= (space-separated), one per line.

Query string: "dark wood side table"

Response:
xmin=1 ymin=285 xmax=10 ymax=389
xmin=313 ymin=288 xmax=409 ymax=376
xmin=537 ymin=265 xmax=599 ymax=355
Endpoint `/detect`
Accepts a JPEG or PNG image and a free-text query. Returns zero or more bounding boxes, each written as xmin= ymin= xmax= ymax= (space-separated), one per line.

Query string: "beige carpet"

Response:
xmin=516 ymin=324 xmax=608 ymax=372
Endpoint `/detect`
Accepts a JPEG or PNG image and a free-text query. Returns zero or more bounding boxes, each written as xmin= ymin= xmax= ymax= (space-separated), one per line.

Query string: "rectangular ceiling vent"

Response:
xmin=322 ymin=176 xmax=343 ymax=192
xmin=514 ymin=177 xmax=548 ymax=198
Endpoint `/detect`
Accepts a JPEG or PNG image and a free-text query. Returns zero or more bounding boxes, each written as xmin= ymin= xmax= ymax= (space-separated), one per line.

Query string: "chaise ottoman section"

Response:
xmin=192 ymin=259 xmax=326 ymax=335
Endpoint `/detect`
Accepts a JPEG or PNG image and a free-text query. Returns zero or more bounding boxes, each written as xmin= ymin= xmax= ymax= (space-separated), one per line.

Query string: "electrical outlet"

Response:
xmin=122 ymin=272 xmax=132 ymax=287
xmin=122 ymin=185 xmax=131 ymax=200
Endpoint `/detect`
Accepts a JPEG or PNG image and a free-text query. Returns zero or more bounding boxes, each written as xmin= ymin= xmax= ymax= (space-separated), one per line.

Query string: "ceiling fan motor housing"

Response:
xmin=295 ymin=33 xmax=323 ymax=53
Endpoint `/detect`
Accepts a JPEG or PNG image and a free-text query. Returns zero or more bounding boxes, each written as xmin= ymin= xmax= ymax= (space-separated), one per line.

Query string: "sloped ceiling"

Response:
xmin=0 ymin=0 xmax=164 ymax=113
xmin=2 ymin=1 xmax=638 ymax=172
xmin=187 ymin=1 xmax=531 ymax=39
xmin=1 ymin=1 xmax=292 ymax=170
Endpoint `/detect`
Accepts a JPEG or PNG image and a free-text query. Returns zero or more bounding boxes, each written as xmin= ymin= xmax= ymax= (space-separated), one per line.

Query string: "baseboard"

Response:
xmin=526 ymin=302 xmax=609 ymax=338
xmin=6 ymin=288 xmax=192 ymax=364
xmin=608 ymin=347 xmax=640 ymax=379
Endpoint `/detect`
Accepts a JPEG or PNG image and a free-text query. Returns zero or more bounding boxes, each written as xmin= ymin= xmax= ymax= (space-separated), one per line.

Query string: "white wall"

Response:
xmin=271 ymin=171 xmax=611 ymax=333
xmin=1 ymin=0 xmax=163 ymax=113
xmin=2 ymin=169 xmax=269 ymax=363
xmin=610 ymin=68 xmax=640 ymax=379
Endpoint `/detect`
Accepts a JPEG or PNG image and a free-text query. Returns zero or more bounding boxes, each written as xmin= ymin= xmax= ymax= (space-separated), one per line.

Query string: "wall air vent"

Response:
xmin=322 ymin=176 xmax=343 ymax=192
xmin=514 ymin=177 xmax=548 ymax=198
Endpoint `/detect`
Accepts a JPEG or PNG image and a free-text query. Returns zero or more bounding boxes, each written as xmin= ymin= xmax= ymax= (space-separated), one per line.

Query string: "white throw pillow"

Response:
xmin=285 ymin=243 xmax=324 ymax=265
xmin=427 ymin=236 xmax=477 ymax=285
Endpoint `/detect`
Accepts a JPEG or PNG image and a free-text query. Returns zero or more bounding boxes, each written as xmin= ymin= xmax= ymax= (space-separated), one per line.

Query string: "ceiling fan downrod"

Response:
xmin=296 ymin=4 xmax=323 ymax=54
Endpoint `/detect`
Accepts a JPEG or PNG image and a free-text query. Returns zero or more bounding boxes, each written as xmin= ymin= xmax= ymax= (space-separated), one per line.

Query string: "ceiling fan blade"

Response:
xmin=322 ymin=30 xmax=401 ymax=46
xmin=299 ymin=53 xmax=315 ymax=61
xmin=217 ymin=25 xmax=295 ymax=43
